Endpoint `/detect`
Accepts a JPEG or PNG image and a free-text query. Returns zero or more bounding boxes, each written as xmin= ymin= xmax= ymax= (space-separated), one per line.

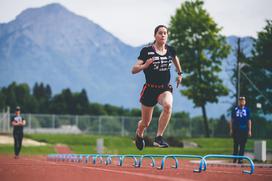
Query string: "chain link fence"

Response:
xmin=0 ymin=113 xmax=208 ymax=137
xmin=1 ymin=113 xmax=271 ymax=138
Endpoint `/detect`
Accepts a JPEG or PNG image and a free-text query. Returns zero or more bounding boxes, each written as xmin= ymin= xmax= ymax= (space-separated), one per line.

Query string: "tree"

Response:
xmin=169 ymin=0 xmax=230 ymax=137
xmin=0 ymin=82 xmax=35 ymax=112
xmin=239 ymin=20 xmax=272 ymax=114
xmin=49 ymin=88 xmax=73 ymax=114
xmin=74 ymin=89 xmax=89 ymax=114
xmin=3 ymin=82 xmax=18 ymax=110
xmin=33 ymin=82 xmax=52 ymax=113
xmin=213 ymin=115 xmax=228 ymax=137
xmin=0 ymin=91 xmax=5 ymax=110
xmin=89 ymin=103 xmax=107 ymax=115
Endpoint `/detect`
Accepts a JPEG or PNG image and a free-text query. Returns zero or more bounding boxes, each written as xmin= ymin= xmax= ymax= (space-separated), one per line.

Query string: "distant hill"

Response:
xmin=0 ymin=3 xmax=254 ymax=117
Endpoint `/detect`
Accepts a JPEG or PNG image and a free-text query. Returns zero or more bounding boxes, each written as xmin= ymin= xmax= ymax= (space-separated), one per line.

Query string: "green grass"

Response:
xmin=0 ymin=144 xmax=55 ymax=155
xmin=1 ymin=134 xmax=271 ymax=156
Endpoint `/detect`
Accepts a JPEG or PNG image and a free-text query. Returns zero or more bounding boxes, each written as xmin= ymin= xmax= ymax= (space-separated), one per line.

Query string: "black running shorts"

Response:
xmin=140 ymin=84 xmax=173 ymax=107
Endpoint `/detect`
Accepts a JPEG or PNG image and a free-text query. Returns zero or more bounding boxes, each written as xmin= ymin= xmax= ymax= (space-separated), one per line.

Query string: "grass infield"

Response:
xmin=0 ymin=134 xmax=271 ymax=156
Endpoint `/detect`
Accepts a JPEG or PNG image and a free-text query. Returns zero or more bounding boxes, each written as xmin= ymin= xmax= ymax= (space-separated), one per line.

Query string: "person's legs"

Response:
xmin=156 ymin=91 xmax=173 ymax=136
xmin=136 ymin=105 xmax=154 ymax=137
xmin=135 ymin=104 xmax=154 ymax=150
xmin=13 ymin=133 xmax=19 ymax=158
xmin=232 ymin=131 xmax=239 ymax=163
xmin=17 ymin=133 xmax=23 ymax=156
xmin=153 ymin=91 xmax=172 ymax=148
xmin=238 ymin=131 xmax=248 ymax=164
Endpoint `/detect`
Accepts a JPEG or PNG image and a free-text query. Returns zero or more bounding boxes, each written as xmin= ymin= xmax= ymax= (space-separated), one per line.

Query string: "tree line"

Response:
xmin=0 ymin=82 xmax=180 ymax=118
xmin=0 ymin=82 xmax=137 ymax=116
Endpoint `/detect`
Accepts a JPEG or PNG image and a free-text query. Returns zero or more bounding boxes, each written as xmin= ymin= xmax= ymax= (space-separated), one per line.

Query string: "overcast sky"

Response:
xmin=0 ymin=0 xmax=271 ymax=46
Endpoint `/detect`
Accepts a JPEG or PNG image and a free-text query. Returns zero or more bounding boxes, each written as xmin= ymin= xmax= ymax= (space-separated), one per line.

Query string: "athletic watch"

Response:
xmin=177 ymin=72 xmax=183 ymax=75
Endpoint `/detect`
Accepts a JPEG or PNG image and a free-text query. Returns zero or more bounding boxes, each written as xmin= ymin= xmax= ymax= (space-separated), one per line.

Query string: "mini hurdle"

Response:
xmin=47 ymin=153 xmax=255 ymax=174
xmin=194 ymin=154 xmax=255 ymax=174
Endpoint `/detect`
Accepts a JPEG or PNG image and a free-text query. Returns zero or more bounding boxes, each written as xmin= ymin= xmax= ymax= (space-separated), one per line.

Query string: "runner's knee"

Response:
xmin=163 ymin=103 xmax=172 ymax=114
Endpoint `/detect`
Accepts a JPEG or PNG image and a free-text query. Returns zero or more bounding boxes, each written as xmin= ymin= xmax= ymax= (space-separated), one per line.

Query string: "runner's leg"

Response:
xmin=136 ymin=104 xmax=154 ymax=137
xmin=156 ymin=91 xmax=173 ymax=136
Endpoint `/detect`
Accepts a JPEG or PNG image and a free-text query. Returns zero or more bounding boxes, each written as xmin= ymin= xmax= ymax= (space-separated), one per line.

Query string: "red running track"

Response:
xmin=0 ymin=155 xmax=271 ymax=181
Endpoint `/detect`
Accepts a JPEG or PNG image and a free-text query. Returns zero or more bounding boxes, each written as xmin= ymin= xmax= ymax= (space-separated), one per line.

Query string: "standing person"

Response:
xmin=131 ymin=25 xmax=182 ymax=150
xmin=11 ymin=106 xmax=26 ymax=159
xmin=230 ymin=97 xmax=252 ymax=163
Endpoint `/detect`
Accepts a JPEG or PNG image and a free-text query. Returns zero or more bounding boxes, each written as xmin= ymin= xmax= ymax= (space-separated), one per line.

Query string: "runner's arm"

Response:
xmin=11 ymin=120 xmax=20 ymax=126
xmin=131 ymin=59 xmax=153 ymax=74
xmin=173 ymin=56 xmax=182 ymax=87
xmin=172 ymin=55 xmax=182 ymax=74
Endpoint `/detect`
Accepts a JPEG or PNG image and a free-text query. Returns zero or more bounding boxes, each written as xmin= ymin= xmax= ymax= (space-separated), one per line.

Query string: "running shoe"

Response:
xmin=153 ymin=136 xmax=169 ymax=148
xmin=135 ymin=134 xmax=145 ymax=151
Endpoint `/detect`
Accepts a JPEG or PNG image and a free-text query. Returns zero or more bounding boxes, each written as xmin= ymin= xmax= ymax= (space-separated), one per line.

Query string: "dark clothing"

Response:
xmin=13 ymin=131 xmax=23 ymax=156
xmin=231 ymin=106 xmax=251 ymax=161
xmin=11 ymin=115 xmax=25 ymax=133
xmin=11 ymin=115 xmax=25 ymax=156
xmin=231 ymin=106 xmax=250 ymax=131
xmin=138 ymin=44 xmax=176 ymax=106
xmin=232 ymin=128 xmax=248 ymax=162
xmin=138 ymin=45 xmax=176 ymax=85
xmin=140 ymin=83 xmax=173 ymax=107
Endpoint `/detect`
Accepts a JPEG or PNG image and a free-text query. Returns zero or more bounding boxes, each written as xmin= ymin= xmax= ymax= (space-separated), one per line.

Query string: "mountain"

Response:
xmin=0 ymin=3 xmax=141 ymax=107
xmin=0 ymin=3 xmax=255 ymax=118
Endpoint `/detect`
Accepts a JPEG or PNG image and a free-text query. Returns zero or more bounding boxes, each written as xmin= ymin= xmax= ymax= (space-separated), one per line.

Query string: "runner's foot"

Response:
xmin=153 ymin=136 xmax=169 ymax=148
xmin=135 ymin=133 xmax=145 ymax=151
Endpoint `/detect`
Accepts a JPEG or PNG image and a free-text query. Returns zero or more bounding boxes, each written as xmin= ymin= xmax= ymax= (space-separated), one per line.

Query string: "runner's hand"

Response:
xmin=143 ymin=58 xmax=154 ymax=69
xmin=176 ymin=75 xmax=182 ymax=88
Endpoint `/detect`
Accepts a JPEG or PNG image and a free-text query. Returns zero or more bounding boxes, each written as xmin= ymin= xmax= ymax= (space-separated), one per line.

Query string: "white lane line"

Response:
xmin=84 ymin=166 xmax=195 ymax=181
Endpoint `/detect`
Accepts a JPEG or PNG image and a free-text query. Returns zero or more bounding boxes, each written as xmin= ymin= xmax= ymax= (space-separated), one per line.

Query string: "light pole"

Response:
xmin=236 ymin=38 xmax=241 ymax=104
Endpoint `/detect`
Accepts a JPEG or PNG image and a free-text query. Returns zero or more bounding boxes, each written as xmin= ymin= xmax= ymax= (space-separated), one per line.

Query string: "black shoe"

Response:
xmin=233 ymin=159 xmax=237 ymax=163
xmin=135 ymin=134 xmax=145 ymax=151
xmin=153 ymin=136 xmax=169 ymax=148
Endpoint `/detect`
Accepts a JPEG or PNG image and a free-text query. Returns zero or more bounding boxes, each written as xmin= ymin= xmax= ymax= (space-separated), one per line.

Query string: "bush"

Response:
xmin=166 ymin=136 xmax=184 ymax=147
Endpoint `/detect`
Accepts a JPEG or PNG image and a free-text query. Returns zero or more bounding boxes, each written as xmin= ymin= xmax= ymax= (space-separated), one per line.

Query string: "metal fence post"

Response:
xmin=189 ymin=118 xmax=192 ymax=137
xmin=211 ymin=121 xmax=214 ymax=137
xmin=98 ymin=117 xmax=102 ymax=135
xmin=75 ymin=115 xmax=79 ymax=128
xmin=28 ymin=113 xmax=32 ymax=129
xmin=1 ymin=112 xmax=4 ymax=133
xmin=7 ymin=107 xmax=10 ymax=133
xmin=121 ymin=117 xmax=125 ymax=136
xmin=52 ymin=114 xmax=55 ymax=129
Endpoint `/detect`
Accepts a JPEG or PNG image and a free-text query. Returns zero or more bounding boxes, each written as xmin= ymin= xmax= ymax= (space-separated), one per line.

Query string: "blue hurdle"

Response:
xmin=194 ymin=154 xmax=254 ymax=174
xmin=136 ymin=154 xmax=168 ymax=168
xmin=119 ymin=154 xmax=141 ymax=167
xmin=105 ymin=155 xmax=122 ymax=165
xmin=159 ymin=154 xmax=204 ymax=170
xmin=47 ymin=153 xmax=255 ymax=175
